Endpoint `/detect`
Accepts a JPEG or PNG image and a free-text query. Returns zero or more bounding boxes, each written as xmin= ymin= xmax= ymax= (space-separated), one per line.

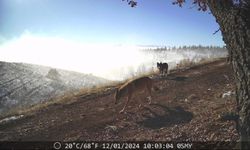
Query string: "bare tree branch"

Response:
xmin=213 ymin=28 xmax=220 ymax=35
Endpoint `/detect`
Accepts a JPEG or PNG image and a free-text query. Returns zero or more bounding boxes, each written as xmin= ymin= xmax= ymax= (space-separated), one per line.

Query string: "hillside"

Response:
xmin=0 ymin=59 xmax=239 ymax=148
xmin=0 ymin=61 xmax=109 ymax=117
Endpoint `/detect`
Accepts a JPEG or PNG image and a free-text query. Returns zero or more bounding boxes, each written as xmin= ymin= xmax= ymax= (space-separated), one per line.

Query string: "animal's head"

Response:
xmin=157 ymin=62 xmax=161 ymax=69
xmin=114 ymin=89 xmax=121 ymax=104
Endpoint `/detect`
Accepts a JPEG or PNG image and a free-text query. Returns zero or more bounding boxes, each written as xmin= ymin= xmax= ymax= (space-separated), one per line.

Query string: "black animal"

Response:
xmin=157 ymin=62 xmax=168 ymax=76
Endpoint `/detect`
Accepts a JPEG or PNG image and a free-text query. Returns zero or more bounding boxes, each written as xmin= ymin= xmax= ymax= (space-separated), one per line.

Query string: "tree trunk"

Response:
xmin=208 ymin=0 xmax=250 ymax=149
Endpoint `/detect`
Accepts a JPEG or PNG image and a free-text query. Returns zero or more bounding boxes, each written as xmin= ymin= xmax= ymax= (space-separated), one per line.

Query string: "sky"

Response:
xmin=0 ymin=0 xmax=224 ymax=46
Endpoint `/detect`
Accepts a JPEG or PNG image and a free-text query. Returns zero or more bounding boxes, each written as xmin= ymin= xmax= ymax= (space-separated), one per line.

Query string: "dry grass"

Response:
xmin=0 ymin=82 xmax=119 ymax=119
xmin=0 ymin=57 xmax=226 ymax=120
xmin=0 ymin=91 xmax=76 ymax=119
xmin=171 ymin=57 xmax=225 ymax=73
xmin=3 ymin=72 xmax=161 ymax=119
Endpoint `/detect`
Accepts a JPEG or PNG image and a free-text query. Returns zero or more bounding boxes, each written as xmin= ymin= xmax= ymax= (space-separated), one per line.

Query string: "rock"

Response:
xmin=105 ymin=125 xmax=118 ymax=132
xmin=187 ymin=94 xmax=199 ymax=101
xmin=210 ymin=133 xmax=215 ymax=140
xmin=194 ymin=127 xmax=199 ymax=132
xmin=222 ymin=91 xmax=235 ymax=98
xmin=0 ymin=115 xmax=24 ymax=124
xmin=46 ymin=69 xmax=61 ymax=80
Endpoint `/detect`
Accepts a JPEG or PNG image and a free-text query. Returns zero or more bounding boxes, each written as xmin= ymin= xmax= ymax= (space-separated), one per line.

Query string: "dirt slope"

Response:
xmin=0 ymin=59 xmax=239 ymax=142
xmin=0 ymin=61 xmax=109 ymax=117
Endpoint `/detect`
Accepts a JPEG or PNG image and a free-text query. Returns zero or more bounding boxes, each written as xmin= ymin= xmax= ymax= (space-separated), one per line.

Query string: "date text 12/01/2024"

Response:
xmin=60 ymin=142 xmax=192 ymax=149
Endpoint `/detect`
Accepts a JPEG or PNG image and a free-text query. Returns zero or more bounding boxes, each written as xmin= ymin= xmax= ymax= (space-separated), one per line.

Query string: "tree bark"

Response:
xmin=207 ymin=0 xmax=250 ymax=149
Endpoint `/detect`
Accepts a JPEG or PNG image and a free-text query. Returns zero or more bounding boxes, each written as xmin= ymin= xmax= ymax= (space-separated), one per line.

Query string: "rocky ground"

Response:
xmin=0 ymin=59 xmax=239 ymax=148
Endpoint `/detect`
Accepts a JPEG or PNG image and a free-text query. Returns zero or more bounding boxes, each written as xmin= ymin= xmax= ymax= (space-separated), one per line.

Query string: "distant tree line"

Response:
xmin=144 ymin=45 xmax=227 ymax=52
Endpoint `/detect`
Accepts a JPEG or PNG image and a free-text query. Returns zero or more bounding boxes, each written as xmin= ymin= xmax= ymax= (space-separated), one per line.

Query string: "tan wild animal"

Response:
xmin=114 ymin=76 xmax=153 ymax=113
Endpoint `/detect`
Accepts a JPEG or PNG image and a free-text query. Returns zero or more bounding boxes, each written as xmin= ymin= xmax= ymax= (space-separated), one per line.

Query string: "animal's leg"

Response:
xmin=164 ymin=69 xmax=167 ymax=76
xmin=146 ymin=84 xmax=152 ymax=105
xmin=138 ymin=98 xmax=143 ymax=110
xmin=119 ymin=92 xmax=132 ymax=113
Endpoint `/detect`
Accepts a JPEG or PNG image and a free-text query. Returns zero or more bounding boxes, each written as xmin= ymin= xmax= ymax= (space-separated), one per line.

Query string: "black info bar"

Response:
xmin=0 ymin=141 xmax=241 ymax=150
